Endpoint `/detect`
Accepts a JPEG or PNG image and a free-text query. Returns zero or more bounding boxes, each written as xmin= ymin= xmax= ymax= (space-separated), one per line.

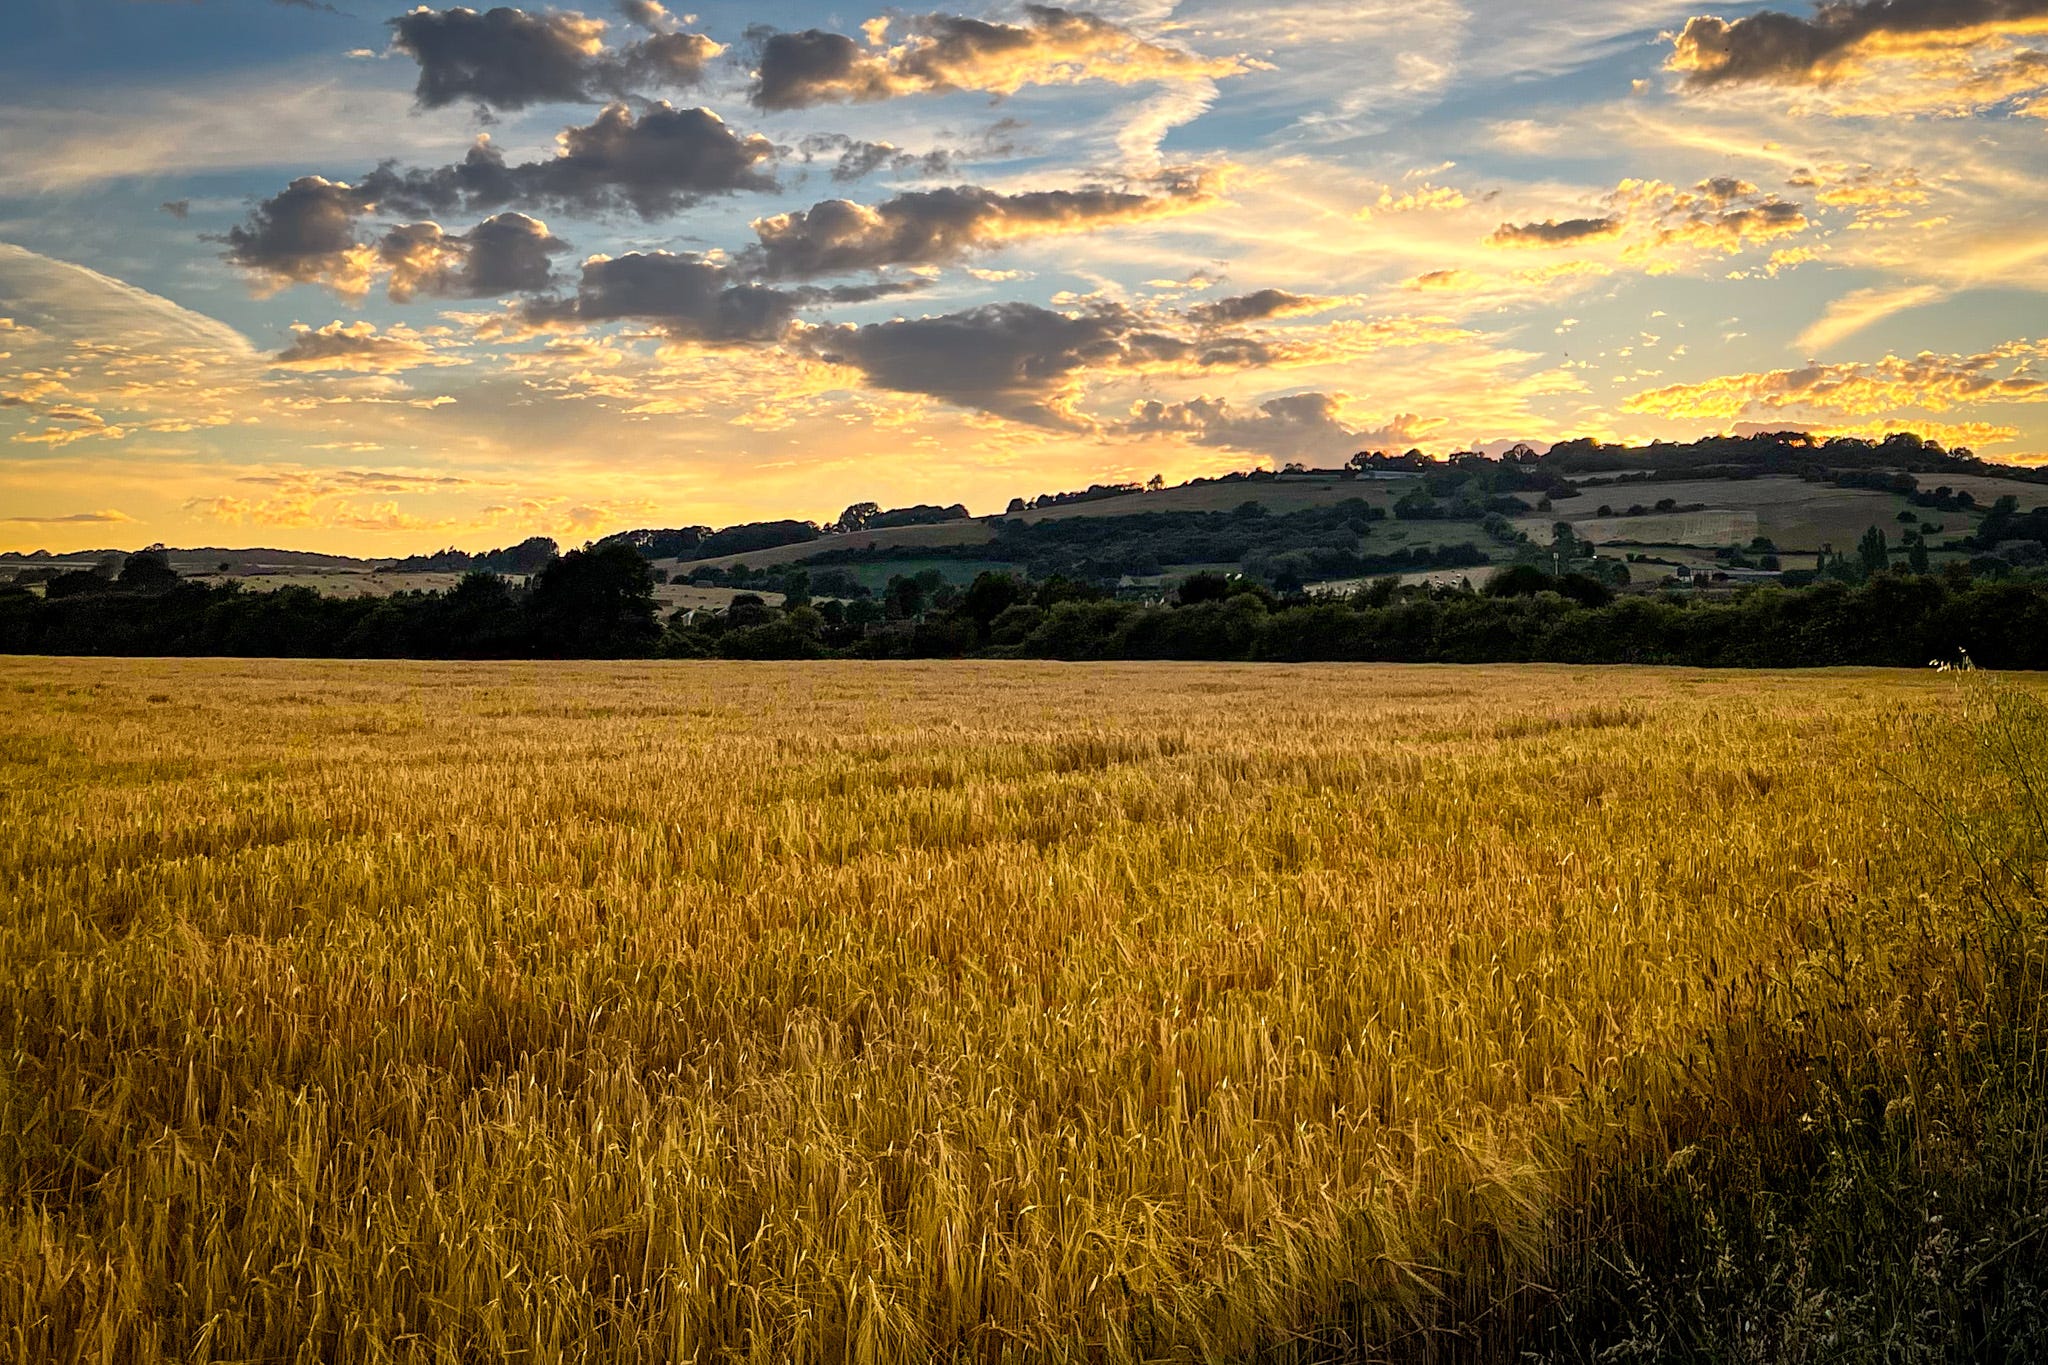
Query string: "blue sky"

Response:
xmin=3 ymin=0 xmax=2045 ymax=551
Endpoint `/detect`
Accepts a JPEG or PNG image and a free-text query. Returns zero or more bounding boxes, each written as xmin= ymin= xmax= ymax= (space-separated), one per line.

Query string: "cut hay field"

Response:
xmin=2 ymin=659 xmax=2042 ymax=1362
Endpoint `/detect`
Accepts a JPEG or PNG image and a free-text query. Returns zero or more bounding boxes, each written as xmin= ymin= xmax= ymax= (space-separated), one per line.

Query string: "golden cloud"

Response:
xmin=1624 ymin=343 xmax=2048 ymax=425
xmin=1670 ymin=2 xmax=2048 ymax=116
xmin=1361 ymin=184 xmax=1469 ymax=218
xmin=749 ymin=8 xmax=1254 ymax=110
xmin=270 ymin=322 xmax=468 ymax=374
xmin=1478 ymin=177 xmax=1813 ymax=278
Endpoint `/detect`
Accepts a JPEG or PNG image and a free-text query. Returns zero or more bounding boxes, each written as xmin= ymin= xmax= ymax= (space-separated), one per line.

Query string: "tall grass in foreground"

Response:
xmin=1520 ymin=668 xmax=2048 ymax=1361
xmin=0 ymin=660 xmax=2038 ymax=1361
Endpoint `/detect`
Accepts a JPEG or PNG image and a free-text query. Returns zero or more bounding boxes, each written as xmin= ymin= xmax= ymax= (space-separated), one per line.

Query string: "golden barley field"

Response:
xmin=0 ymin=658 xmax=2025 ymax=1362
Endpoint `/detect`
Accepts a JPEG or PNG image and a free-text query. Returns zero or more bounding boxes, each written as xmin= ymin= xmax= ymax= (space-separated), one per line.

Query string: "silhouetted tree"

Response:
xmin=1557 ymin=573 xmax=1614 ymax=608
xmin=962 ymin=572 xmax=1028 ymax=633
xmin=117 ymin=550 xmax=179 ymax=591
xmin=43 ymin=570 xmax=109 ymax=600
xmin=725 ymin=594 xmax=776 ymax=629
xmin=781 ymin=567 xmax=812 ymax=608
xmin=1486 ymin=564 xmax=1557 ymax=598
xmin=440 ymin=571 xmax=522 ymax=656
xmin=524 ymin=545 xmax=659 ymax=657
xmin=884 ymin=574 xmax=927 ymax=620
xmin=836 ymin=502 xmax=881 ymax=533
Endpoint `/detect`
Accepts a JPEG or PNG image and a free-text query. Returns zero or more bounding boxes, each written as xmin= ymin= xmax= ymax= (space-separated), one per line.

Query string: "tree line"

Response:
xmin=8 ymin=548 xmax=2048 ymax=670
xmin=0 ymin=547 xmax=662 ymax=659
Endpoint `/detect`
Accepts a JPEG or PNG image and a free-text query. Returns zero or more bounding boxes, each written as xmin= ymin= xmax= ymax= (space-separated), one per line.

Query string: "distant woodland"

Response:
xmin=8 ymin=432 xmax=2048 ymax=667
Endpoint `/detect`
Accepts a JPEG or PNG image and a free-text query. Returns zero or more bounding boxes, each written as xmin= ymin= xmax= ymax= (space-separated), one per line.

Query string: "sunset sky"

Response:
xmin=3 ymin=0 xmax=2046 ymax=553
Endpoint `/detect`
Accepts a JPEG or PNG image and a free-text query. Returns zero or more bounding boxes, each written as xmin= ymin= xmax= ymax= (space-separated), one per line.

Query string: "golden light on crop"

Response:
xmin=0 ymin=659 xmax=2005 ymax=1360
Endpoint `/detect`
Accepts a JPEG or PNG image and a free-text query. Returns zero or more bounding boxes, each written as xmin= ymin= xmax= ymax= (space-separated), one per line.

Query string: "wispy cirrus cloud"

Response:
xmin=0 ymin=509 xmax=136 ymax=525
xmin=0 ymin=74 xmax=478 ymax=196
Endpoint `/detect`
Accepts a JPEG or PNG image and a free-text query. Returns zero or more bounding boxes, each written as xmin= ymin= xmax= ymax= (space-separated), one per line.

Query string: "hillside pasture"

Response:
xmin=822 ymin=558 xmax=1019 ymax=592
xmin=1555 ymin=475 xmax=1960 ymax=548
xmin=660 ymin=519 xmax=996 ymax=576
xmin=1910 ymin=471 xmax=2048 ymax=510
xmin=1520 ymin=509 xmax=1759 ymax=548
xmin=1013 ymin=475 xmax=1422 ymax=522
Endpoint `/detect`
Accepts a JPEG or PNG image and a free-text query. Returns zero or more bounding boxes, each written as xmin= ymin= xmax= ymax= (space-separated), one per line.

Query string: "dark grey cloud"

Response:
xmin=224 ymin=101 xmax=777 ymax=294
xmin=747 ymin=4 xmax=1243 ymax=110
xmin=747 ymin=174 xmax=1215 ymax=279
xmin=1694 ymin=175 xmax=1758 ymax=206
xmin=748 ymin=28 xmax=890 ymax=110
xmin=618 ymin=0 xmax=672 ymax=28
xmin=356 ymin=140 xmax=520 ymax=217
xmin=520 ymin=102 xmax=775 ymax=216
xmin=1670 ymin=0 xmax=2048 ymax=86
xmin=221 ymin=175 xmax=372 ymax=291
xmin=600 ymin=31 xmax=725 ymax=98
xmin=221 ymin=173 xmax=569 ymax=299
xmin=390 ymin=5 xmax=720 ymax=111
xmin=520 ymin=252 xmax=802 ymax=344
xmin=378 ymin=211 xmax=568 ymax=300
xmin=1184 ymin=289 xmax=1334 ymax=327
xmin=818 ymin=280 xmax=932 ymax=304
xmin=1486 ymin=215 xmax=1623 ymax=248
xmin=158 ymin=199 xmax=190 ymax=220
xmin=1117 ymin=392 xmax=1393 ymax=461
xmin=364 ymin=104 xmax=777 ymax=218
xmin=515 ymin=251 xmax=929 ymax=343
xmin=798 ymin=134 xmax=956 ymax=183
xmin=799 ymin=300 xmax=1197 ymax=426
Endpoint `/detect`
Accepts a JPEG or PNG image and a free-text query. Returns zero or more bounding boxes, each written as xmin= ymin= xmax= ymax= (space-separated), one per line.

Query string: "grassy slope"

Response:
xmin=1012 ymin=477 xmax=1418 ymax=521
xmin=660 ymin=521 xmax=997 ymax=575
